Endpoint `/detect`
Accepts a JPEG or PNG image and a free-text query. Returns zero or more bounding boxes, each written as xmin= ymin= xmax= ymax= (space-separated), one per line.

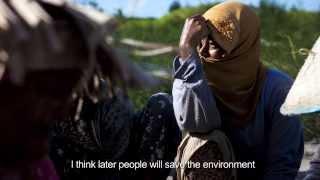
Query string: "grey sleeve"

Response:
xmin=172 ymin=54 xmax=221 ymax=133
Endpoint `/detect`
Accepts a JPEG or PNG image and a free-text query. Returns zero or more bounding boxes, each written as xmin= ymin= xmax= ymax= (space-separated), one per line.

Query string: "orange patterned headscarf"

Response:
xmin=201 ymin=1 xmax=267 ymax=127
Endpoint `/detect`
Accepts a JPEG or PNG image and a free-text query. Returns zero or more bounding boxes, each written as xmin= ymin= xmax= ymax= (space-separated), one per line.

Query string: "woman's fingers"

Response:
xmin=199 ymin=37 xmax=209 ymax=52
xmin=9 ymin=0 xmax=62 ymax=53
xmin=0 ymin=1 xmax=28 ymax=46
xmin=1 ymin=0 xmax=63 ymax=59
xmin=0 ymin=0 xmax=64 ymax=83
xmin=0 ymin=6 xmax=9 ymax=32
xmin=189 ymin=14 xmax=206 ymax=22
xmin=0 ymin=1 xmax=28 ymax=84
xmin=180 ymin=15 xmax=209 ymax=50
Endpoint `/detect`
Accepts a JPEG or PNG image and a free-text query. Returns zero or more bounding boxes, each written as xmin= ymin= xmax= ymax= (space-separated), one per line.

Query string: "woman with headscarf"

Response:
xmin=172 ymin=1 xmax=304 ymax=180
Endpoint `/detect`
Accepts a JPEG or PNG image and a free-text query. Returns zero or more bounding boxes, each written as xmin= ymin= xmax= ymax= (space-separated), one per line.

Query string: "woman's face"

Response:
xmin=198 ymin=36 xmax=226 ymax=59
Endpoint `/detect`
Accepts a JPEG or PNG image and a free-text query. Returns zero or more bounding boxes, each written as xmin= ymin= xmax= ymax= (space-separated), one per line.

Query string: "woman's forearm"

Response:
xmin=172 ymin=54 xmax=221 ymax=133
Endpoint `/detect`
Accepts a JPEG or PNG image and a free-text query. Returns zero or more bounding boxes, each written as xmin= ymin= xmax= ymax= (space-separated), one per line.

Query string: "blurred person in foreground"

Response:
xmin=172 ymin=1 xmax=304 ymax=180
xmin=0 ymin=0 xmax=180 ymax=180
xmin=0 ymin=0 xmax=94 ymax=179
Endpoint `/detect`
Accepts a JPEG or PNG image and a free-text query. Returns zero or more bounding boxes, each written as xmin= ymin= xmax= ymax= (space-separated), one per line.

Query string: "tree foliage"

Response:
xmin=169 ymin=1 xmax=181 ymax=12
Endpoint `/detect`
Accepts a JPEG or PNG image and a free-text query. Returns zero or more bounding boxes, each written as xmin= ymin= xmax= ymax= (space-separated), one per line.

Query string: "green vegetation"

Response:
xmin=115 ymin=1 xmax=320 ymax=140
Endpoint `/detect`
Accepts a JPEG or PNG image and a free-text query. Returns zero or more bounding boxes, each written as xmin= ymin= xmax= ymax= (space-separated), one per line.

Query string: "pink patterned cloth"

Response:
xmin=0 ymin=157 xmax=59 ymax=180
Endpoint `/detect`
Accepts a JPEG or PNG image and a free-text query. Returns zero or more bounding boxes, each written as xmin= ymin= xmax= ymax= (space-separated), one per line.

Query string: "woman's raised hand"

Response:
xmin=179 ymin=15 xmax=209 ymax=60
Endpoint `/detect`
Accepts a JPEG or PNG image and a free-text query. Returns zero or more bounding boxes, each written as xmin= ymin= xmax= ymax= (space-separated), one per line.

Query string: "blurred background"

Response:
xmin=73 ymin=0 xmax=320 ymax=144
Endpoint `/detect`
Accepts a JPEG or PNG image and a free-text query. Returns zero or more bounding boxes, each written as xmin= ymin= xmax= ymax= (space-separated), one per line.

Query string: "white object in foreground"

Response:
xmin=281 ymin=36 xmax=320 ymax=115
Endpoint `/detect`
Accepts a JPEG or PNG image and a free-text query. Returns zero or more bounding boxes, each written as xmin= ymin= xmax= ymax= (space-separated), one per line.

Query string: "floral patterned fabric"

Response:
xmin=184 ymin=142 xmax=228 ymax=180
xmin=49 ymin=93 xmax=181 ymax=180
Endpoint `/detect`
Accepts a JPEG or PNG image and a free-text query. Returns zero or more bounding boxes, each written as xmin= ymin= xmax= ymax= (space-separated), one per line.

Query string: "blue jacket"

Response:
xmin=172 ymin=55 xmax=304 ymax=180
